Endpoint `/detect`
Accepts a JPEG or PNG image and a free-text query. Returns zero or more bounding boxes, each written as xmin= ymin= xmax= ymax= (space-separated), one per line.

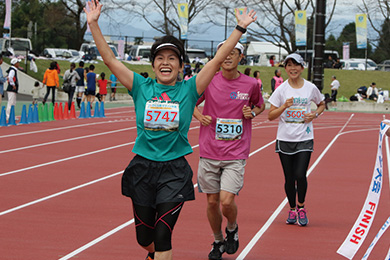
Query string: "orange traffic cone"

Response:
xmin=58 ymin=103 xmax=64 ymax=120
xmin=54 ymin=103 xmax=59 ymax=120
xmin=63 ymin=102 xmax=69 ymax=120
xmin=70 ymin=102 xmax=76 ymax=119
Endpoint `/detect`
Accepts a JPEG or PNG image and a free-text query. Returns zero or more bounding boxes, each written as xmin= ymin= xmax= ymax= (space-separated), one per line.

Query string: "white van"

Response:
xmin=185 ymin=48 xmax=208 ymax=64
xmin=0 ymin=37 xmax=32 ymax=57
xmin=341 ymin=59 xmax=377 ymax=71
xmin=128 ymin=45 xmax=152 ymax=61
xmin=80 ymin=42 xmax=119 ymax=60
xmin=246 ymin=41 xmax=289 ymax=66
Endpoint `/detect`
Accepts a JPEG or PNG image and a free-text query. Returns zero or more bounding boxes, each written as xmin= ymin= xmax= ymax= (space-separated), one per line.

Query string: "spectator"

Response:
xmin=194 ymin=62 xmax=202 ymax=74
xmin=42 ymin=61 xmax=59 ymax=105
xmin=333 ymin=58 xmax=342 ymax=69
xmin=75 ymin=61 xmax=86 ymax=109
xmin=97 ymin=72 xmax=108 ymax=102
xmin=326 ymin=55 xmax=335 ymax=68
xmin=253 ymin=70 xmax=263 ymax=92
xmin=0 ymin=54 xmax=7 ymax=106
xmin=109 ymin=73 xmax=117 ymax=101
xmin=329 ymin=75 xmax=340 ymax=110
xmin=269 ymin=55 xmax=276 ymax=67
xmin=244 ymin=67 xmax=251 ymax=76
xmin=6 ymin=58 xmax=20 ymax=120
xmin=86 ymin=64 xmax=96 ymax=105
xmin=31 ymin=81 xmax=42 ymax=105
xmin=184 ymin=69 xmax=193 ymax=80
xmin=64 ymin=63 xmax=81 ymax=110
xmin=367 ymin=82 xmax=379 ymax=101
xmin=271 ymin=69 xmax=283 ymax=93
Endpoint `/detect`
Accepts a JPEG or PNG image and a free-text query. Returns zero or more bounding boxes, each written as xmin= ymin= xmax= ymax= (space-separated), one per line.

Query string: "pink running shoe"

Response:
xmin=297 ymin=208 xmax=309 ymax=226
xmin=286 ymin=210 xmax=297 ymax=224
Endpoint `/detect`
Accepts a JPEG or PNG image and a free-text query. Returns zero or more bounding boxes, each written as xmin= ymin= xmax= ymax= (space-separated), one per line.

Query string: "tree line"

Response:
xmin=0 ymin=0 xmax=388 ymax=63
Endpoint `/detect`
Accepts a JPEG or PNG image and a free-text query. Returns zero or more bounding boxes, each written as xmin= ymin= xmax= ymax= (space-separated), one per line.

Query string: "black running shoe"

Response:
xmin=225 ymin=225 xmax=239 ymax=254
xmin=208 ymin=241 xmax=225 ymax=260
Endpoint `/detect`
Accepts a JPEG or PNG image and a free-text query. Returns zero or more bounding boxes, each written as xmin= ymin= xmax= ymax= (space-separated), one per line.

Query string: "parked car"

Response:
xmin=42 ymin=48 xmax=80 ymax=59
xmin=80 ymin=42 xmax=119 ymax=60
xmin=128 ymin=45 xmax=152 ymax=61
xmin=340 ymin=59 xmax=377 ymax=71
xmin=377 ymin=60 xmax=390 ymax=71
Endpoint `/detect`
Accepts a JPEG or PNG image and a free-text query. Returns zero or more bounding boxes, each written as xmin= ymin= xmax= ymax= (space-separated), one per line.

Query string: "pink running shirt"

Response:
xmin=197 ymin=71 xmax=264 ymax=160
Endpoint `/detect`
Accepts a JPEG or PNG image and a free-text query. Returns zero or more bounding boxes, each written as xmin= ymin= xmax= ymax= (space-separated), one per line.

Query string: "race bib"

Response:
xmin=144 ymin=100 xmax=179 ymax=131
xmin=285 ymin=106 xmax=307 ymax=123
xmin=215 ymin=118 xmax=243 ymax=140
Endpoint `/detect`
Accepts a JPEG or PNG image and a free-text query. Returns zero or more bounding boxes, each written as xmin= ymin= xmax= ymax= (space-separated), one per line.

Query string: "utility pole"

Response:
xmin=312 ymin=0 xmax=326 ymax=92
xmin=224 ymin=7 xmax=229 ymax=40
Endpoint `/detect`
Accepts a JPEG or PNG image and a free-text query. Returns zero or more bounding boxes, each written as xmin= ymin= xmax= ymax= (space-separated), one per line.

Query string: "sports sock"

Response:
xmin=227 ymin=222 xmax=237 ymax=232
xmin=214 ymin=231 xmax=223 ymax=242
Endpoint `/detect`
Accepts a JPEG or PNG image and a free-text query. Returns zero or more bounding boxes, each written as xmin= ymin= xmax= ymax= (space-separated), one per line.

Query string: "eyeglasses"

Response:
xmin=227 ymin=51 xmax=240 ymax=57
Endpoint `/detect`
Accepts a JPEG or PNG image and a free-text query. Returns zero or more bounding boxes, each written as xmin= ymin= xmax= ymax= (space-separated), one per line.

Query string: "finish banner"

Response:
xmin=178 ymin=3 xmax=188 ymax=40
xmin=361 ymin=216 xmax=390 ymax=259
xmin=355 ymin=14 xmax=367 ymax=49
xmin=295 ymin=10 xmax=307 ymax=47
xmin=235 ymin=8 xmax=247 ymax=44
xmin=337 ymin=121 xmax=390 ymax=259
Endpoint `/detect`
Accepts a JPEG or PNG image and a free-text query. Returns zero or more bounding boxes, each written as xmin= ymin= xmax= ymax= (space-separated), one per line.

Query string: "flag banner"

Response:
xmin=85 ymin=0 xmax=91 ymax=34
xmin=355 ymin=14 xmax=367 ymax=49
xmin=235 ymin=8 xmax=247 ymax=44
xmin=178 ymin=3 xmax=188 ymax=40
xmin=343 ymin=42 xmax=350 ymax=60
xmin=4 ymin=0 xmax=11 ymax=30
xmin=295 ymin=10 xmax=307 ymax=47
xmin=118 ymin=38 xmax=125 ymax=60
xmin=337 ymin=121 xmax=390 ymax=259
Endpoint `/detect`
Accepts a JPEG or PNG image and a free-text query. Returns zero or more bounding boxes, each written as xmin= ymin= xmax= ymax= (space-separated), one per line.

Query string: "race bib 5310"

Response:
xmin=215 ymin=118 xmax=243 ymax=140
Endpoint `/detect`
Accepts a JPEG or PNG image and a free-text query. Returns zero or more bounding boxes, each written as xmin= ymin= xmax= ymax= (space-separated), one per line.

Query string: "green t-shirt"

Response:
xmin=129 ymin=73 xmax=200 ymax=161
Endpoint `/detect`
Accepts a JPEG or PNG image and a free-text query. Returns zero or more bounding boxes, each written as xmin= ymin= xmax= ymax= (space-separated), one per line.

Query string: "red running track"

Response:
xmin=0 ymin=106 xmax=389 ymax=259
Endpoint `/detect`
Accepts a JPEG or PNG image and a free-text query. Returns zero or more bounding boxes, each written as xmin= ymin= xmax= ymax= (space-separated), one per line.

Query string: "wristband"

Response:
xmin=315 ymin=112 xmax=319 ymax=118
xmin=251 ymin=111 xmax=256 ymax=118
xmin=235 ymin=25 xmax=247 ymax=34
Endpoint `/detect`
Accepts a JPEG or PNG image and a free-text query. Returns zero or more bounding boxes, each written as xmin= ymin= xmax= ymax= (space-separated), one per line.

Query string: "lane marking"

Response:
xmin=0 ymin=172 xmax=123 ymax=216
xmin=0 ymin=119 xmax=134 ymax=139
xmin=236 ymin=114 xmax=355 ymax=260
xmin=0 ymin=142 xmax=134 ymax=177
xmin=0 ymin=127 xmax=136 ymax=154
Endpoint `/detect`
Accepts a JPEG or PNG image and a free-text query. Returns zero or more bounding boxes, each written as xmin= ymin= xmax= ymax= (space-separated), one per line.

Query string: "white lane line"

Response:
xmin=0 ymin=142 xmax=134 ymax=177
xmin=0 ymin=124 xmax=199 ymax=177
xmin=0 ymin=127 xmax=136 ymax=154
xmin=0 ymin=171 xmax=123 ymax=216
xmin=0 ymin=119 xmax=134 ymax=139
xmin=236 ymin=114 xmax=355 ymax=260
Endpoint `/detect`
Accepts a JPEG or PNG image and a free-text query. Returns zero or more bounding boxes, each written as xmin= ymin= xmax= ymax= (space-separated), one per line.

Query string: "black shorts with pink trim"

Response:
xmin=122 ymin=155 xmax=195 ymax=208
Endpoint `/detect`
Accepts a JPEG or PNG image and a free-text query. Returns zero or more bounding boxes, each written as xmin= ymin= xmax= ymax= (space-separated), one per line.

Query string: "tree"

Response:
xmin=358 ymin=0 xmax=390 ymax=61
xmin=110 ymin=0 xmax=210 ymax=39
xmin=337 ymin=22 xmax=372 ymax=59
xmin=204 ymin=0 xmax=337 ymax=54
xmin=373 ymin=18 xmax=390 ymax=62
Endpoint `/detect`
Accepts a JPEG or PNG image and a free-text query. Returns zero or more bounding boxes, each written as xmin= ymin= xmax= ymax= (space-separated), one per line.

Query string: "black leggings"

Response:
xmin=133 ymin=202 xmax=183 ymax=252
xmin=278 ymin=152 xmax=311 ymax=208
xmin=43 ymin=86 xmax=56 ymax=104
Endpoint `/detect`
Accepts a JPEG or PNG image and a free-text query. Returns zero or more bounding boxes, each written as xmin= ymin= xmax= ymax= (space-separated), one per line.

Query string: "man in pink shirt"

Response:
xmin=193 ymin=41 xmax=264 ymax=260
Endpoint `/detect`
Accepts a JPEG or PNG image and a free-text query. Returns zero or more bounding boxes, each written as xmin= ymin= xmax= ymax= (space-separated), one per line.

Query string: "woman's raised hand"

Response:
xmin=84 ymin=0 xmax=102 ymax=25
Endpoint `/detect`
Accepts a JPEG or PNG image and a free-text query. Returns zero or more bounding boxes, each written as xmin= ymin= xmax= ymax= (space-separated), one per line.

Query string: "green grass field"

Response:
xmin=8 ymin=57 xmax=390 ymax=100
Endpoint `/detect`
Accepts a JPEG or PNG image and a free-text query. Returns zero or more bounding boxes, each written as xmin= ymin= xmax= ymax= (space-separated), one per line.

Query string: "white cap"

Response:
xmin=217 ymin=41 xmax=244 ymax=54
xmin=284 ymin=53 xmax=305 ymax=66
xmin=10 ymin=58 xmax=21 ymax=65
